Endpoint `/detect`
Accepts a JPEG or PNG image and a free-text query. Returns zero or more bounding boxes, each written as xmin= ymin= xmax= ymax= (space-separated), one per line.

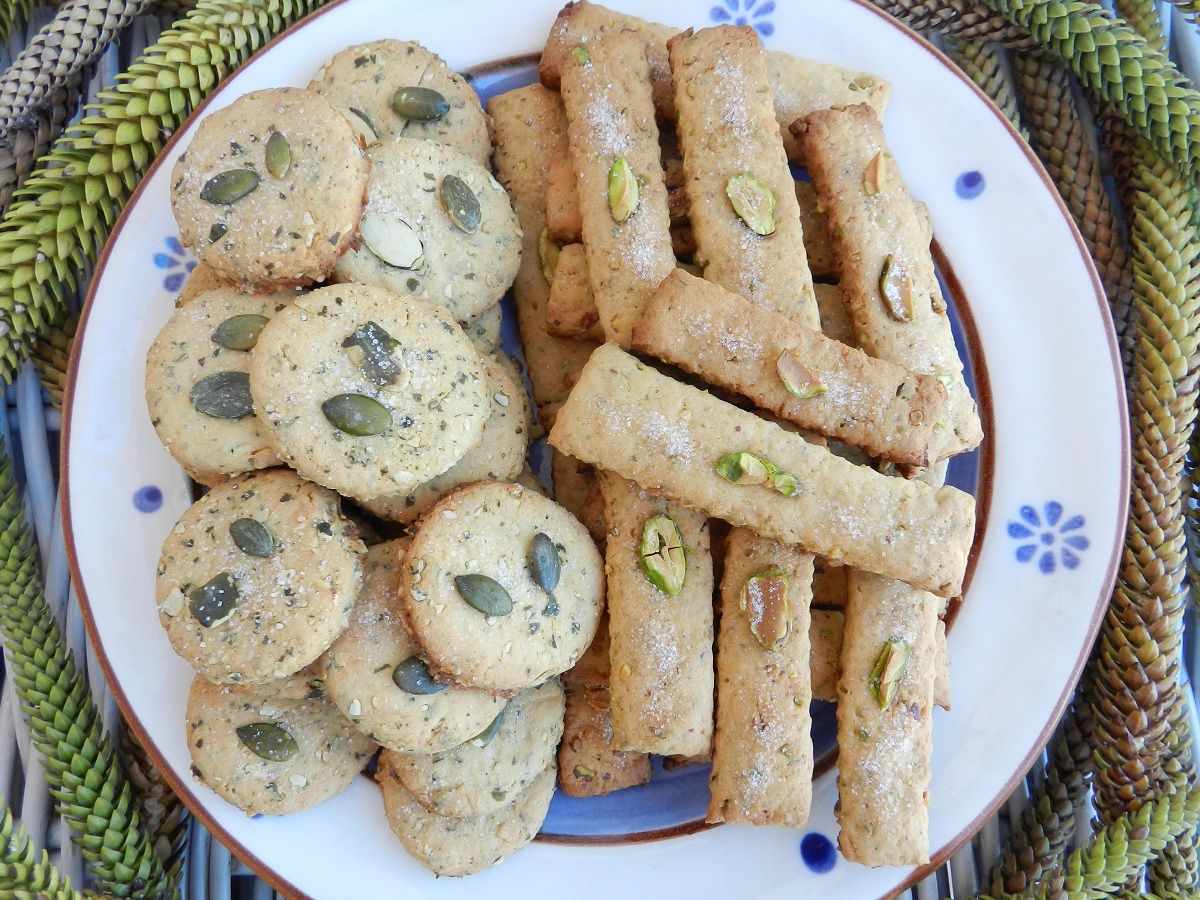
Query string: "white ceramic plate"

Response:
xmin=63 ymin=0 xmax=1128 ymax=896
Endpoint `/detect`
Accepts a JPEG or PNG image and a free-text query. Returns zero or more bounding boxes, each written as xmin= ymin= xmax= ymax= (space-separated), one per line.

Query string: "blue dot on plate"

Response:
xmin=955 ymin=170 xmax=985 ymax=199
xmin=800 ymin=832 xmax=836 ymax=873
xmin=133 ymin=485 xmax=163 ymax=513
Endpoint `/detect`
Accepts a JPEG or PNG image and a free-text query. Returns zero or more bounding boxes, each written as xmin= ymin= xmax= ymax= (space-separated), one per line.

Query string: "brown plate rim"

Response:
xmin=58 ymin=1 xmax=1129 ymax=898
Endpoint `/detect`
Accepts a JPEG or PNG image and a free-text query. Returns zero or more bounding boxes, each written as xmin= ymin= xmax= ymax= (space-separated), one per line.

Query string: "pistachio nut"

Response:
xmin=200 ymin=169 xmax=260 ymax=205
xmin=538 ymin=227 xmax=561 ymax=284
xmin=639 ymin=514 xmax=686 ymax=596
xmin=726 ymin=173 xmax=776 ymax=236
xmin=454 ymin=573 xmax=513 ymax=616
xmin=879 ymin=256 xmax=914 ymax=322
xmin=713 ymin=451 xmax=771 ymax=485
xmin=740 ymin=566 xmax=790 ymax=651
xmin=869 ymin=638 xmax=911 ymax=711
xmin=235 ymin=722 xmax=298 ymax=762
xmin=776 ymin=350 xmax=826 ymax=399
xmin=863 ymin=151 xmax=887 ymax=196
xmin=608 ymin=157 xmax=639 ymax=222
xmin=770 ymin=470 xmax=801 ymax=497
xmin=572 ymin=46 xmax=590 ymax=65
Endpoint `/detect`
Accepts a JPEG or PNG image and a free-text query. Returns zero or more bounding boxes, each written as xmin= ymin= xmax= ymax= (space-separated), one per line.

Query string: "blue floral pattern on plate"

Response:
xmin=710 ymin=0 xmax=775 ymax=36
xmin=1008 ymin=502 xmax=1088 ymax=573
xmin=955 ymin=170 xmax=985 ymax=199
xmin=153 ymin=236 xmax=196 ymax=292
xmin=800 ymin=832 xmax=837 ymax=874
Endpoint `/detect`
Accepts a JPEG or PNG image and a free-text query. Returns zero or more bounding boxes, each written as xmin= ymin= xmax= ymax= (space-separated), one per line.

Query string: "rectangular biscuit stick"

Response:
xmin=708 ymin=527 xmax=813 ymax=826
xmin=545 ymin=154 xmax=582 ymax=241
xmin=836 ymin=570 xmax=940 ymax=866
xmin=669 ymin=26 xmax=819 ymax=329
xmin=548 ymin=345 xmax=975 ymax=597
xmin=559 ymin=616 xmax=653 ymax=797
xmin=559 ymin=32 xmax=676 ymax=346
xmin=809 ymin=609 xmax=950 ymax=709
xmin=538 ymin=1 xmax=890 ymax=162
xmin=793 ymin=104 xmax=983 ymax=460
xmin=599 ymin=472 xmax=714 ymax=756
xmin=489 ymin=85 xmax=597 ymax=406
xmin=547 ymin=244 xmax=603 ymax=341
xmin=632 ymin=269 xmax=947 ymax=466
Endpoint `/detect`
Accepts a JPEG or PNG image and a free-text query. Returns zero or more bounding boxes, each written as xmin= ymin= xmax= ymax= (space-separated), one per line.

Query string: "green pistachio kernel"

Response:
xmin=639 ymin=515 xmax=686 ymax=596
xmin=607 ymin=157 xmax=639 ymax=222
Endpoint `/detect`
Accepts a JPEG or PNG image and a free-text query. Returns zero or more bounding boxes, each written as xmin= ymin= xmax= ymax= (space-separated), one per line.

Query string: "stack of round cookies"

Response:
xmin=145 ymin=39 xmax=605 ymax=877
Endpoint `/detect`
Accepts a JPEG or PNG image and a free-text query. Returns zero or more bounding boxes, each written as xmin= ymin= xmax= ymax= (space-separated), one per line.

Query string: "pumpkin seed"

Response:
xmin=713 ymin=451 xmax=771 ymax=485
xmin=391 ymin=86 xmax=449 ymax=121
xmin=741 ymin=566 xmax=790 ymax=650
xmin=235 ymin=722 xmax=298 ymax=762
xmin=347 ymin=107 xmax=379 ymax=141
xmin=190 ymin=371 xmax=253 ymax=419
xmin=211 ymin=314 xmax=269 ymax=351
xmin=341 ymin=321 xmax=401 ymax=386
xmin=322 ymin=393 xmax=392 ymax=436
xmin=639 ymin=515 xmax=686 ymax=596
xmin=470 ymin=709 xmax=506 ymax=747
xmin=538 ymin=227 xmax=560 ymax=284
xmin=200 ymin=169 xmax=260 ymax=205
xmin=265 ymin=131 xmax=291 ymax=178
xmin=726 ymin=173 xmax=776 ymax=236
xmin=392 ymin=656 xmax=447 ymax=695
xmin=879 ymin=256 xmax=914 ymax=322
xmin=188 ymin=572 xmax=239 ymax=628
xmin=869 ymin=639 xmax=911 ymax=710
xmin=454 ymin=574 xmax=513 ymax=616
xmin=776 ymin=350 xmax=826 ymax=399
xmin=361 ymin=212 xmax=424 ymax=269
xmin=608 ymin=157 xmax=639 ymax=222
xmin=528 ymin=531 xmax=561 ymax=593
xmin=229 ymin=518 xmax=273 ymax=557
xmin=440 ymin=174 xmax=481 ymax=233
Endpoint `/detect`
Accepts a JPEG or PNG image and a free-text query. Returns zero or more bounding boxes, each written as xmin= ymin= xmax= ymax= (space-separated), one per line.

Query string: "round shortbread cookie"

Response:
xmin=249 ymin=283 xmax=489 ymax=502
xmin=332 ymin=138 xmax=521 ymax=323
xmin=308 ymin=40 xmax=491 ymax=165
xmin=170 ymin=88 xmax=369 ymax=289
xmin=359 ymin=353 xmax=530 ymax=524
xmin=146 ymin=286 xmax=296 ymax=486
xmin=389 ymin=678 xmax=565 ymax=818
xmin=319 ymin=539 xmax=507 ymax=753
xmin=186 ymin=669 xmax=376 ymax=815
xmin=156 ymin=469 xmax=364 ymax=684
xmin=377 ymin=758 xmax=555 ymax=876
xmin=398 ymin=480 xmax=604 ymax=694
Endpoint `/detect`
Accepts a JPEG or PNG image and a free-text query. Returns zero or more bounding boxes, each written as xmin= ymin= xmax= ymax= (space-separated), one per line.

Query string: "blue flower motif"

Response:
xmin=1008 ymin=501 xmax=1089 ymax=574
xmin=799 ymin=832 xmax=836 ymax=873
xmin=710 ymin=0 xmax=775 ymax=37
xmin=955 ymin=170 xmax=985 ymax=199
xmin=153 ymin=236 xmax=196 ymax=292
xmin=133 ymin=485 xmax=163 ymax=513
